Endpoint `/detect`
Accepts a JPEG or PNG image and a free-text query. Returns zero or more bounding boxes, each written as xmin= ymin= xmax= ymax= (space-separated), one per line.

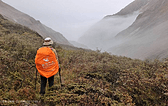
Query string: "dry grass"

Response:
xmin=0 ymin=14 xmax=168 ymax=106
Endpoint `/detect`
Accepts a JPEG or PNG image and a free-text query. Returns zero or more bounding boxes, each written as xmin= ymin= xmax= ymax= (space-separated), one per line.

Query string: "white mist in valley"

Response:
xmin=78 ymin=12 xmax=139 ymax=51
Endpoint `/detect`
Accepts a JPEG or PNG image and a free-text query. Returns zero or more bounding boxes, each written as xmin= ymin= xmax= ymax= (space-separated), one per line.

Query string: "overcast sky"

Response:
xmin=3 ymin=0 xmax=134 ymax=41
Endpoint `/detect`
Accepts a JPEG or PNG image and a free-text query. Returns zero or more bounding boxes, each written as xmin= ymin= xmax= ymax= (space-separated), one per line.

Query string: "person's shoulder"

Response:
xmin=37 ymin=46 xmax=43 ymax=51
xmin=51 ymin=48 xmax=56 ymax=52
xmin=48 ymin=46 xmax=56 ymax=52
xmin=49 ymin=46 xmax=55 ymax=50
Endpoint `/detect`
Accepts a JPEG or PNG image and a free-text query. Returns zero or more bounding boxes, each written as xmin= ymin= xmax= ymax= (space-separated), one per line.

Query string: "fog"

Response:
xmin=78 ymin=12 xmax=139 ymax=51
xmin=2 ymin=0 xmax=135 ymax=41
xmin=108 ymin=19 xmax=168 ymax=60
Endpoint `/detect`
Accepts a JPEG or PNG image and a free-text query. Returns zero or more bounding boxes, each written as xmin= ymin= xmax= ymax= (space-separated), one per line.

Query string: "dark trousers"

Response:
xmin=40 ymin=75 xmax=54 ymax=94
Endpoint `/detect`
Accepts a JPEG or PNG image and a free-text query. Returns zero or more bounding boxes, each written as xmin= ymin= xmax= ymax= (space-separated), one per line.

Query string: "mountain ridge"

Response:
xmin=79 ymin=0 xmax=168 ymax=60
xmin=105 ymin=0 xmax=149 ymax=18
xmin=78 ymin=0 xmax=143 ymax=51
xmin=0 ymin=0 xmax=72 ymax=46
xmin=109 ymin=0 xmax=168 ymax=60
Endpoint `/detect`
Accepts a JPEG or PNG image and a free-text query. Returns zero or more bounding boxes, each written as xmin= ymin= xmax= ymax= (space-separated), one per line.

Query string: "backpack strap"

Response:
xmin=49 ymin=47 xmax=60 ymax=66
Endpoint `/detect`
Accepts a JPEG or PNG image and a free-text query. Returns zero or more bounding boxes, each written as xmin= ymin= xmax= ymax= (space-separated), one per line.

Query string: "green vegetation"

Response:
xmin=0 ymin=14 xmax=168 ymax=106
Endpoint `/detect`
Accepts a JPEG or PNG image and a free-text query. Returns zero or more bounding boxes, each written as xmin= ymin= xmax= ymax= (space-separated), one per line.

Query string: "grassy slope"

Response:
xmin=0 ymin=14 xmax=168 ymax=106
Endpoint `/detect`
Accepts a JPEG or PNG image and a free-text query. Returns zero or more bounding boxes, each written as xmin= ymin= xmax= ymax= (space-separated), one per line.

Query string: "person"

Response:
xmin=35 ymin=37 xmax=59 ymax=95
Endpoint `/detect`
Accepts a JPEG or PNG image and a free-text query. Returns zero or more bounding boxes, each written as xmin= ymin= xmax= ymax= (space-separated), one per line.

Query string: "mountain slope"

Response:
xmin=0 ymin=0 xmax=72 ymax=46
xmin=69 ymin=40 xmax=89 ymax=49
xmin=1 ymin=14 xmax=168 ymax=106
xmin=79 ymin=0 xmax=168 ymax=60
xmin=78 ymin=0 xmax=148 ymax=50
xmin=109 ymin=0 xmax=168 ymax=60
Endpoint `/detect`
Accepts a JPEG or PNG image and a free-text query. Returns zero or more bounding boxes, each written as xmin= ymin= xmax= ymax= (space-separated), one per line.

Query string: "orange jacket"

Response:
xmin=35 ymin=47 xmax=59 ymax=78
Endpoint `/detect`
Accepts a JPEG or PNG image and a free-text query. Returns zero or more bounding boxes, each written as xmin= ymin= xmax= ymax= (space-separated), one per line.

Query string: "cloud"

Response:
xmin=78 ymin=12 xmax=139 ymax=50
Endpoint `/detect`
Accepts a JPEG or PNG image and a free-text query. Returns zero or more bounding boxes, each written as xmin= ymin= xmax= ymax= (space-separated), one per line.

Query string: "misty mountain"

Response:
xmin=0 ymin=0 xmax=72 ymax=46
xmin=105 ymin=0 xmax=149 ymax=17
xmin=79 ymin=0 xmax=168 ymax=60
xmin=109 ymin=0 xmax=168 ymax=60
xmin=78 ymin=0 xmax=148 ymax=50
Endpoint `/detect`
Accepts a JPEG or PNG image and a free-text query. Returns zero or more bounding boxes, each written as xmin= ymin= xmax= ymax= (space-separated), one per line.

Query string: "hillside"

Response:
xmin=78 ymin=13 xmax=138 ymax=50
xmin=109 ymin=0 xmax=168 ymax=60
xmin=69 ymin=40 xmax=89 ymax=49
xmin=1 ymin=14 xmax=168 ymax=106
xmin=79 ymin=0 xmax=168 ymax=60
xmin=78 ymin=0 xmax=148 ymax=51
xmin=0 ymin=0 xmax=72 ymax=46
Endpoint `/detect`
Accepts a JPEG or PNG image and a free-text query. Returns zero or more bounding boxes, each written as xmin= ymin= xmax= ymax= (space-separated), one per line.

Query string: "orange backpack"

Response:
xmin=35 ymin=47 xmax=59 ymax=78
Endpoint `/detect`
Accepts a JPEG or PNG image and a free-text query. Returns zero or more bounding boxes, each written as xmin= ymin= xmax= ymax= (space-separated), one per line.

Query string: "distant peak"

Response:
xmin=104 ymin=0 xmax=149 ymax=19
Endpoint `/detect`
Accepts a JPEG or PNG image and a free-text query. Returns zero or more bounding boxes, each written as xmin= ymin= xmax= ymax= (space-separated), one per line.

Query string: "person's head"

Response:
xmin=43 ymin=37 xmax=53 ymax=46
